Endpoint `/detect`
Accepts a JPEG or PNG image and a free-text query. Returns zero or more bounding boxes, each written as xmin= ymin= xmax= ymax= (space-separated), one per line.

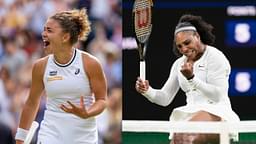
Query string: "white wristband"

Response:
xmin=15 ymin=128 xmax=29 ymax=141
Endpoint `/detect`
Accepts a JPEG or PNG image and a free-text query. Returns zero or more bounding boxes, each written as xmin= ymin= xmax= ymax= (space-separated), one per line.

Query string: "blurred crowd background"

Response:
xmin=0 ymin=0 xmax=122 ymax=144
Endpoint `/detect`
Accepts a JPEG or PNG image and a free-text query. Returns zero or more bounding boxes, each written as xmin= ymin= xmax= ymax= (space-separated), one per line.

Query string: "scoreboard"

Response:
xmin=225 ymin=6 xmax=256 ymax=96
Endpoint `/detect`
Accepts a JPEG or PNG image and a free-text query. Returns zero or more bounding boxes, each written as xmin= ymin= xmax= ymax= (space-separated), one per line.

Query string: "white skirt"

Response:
xmin=168 ymin=104 xmax=240 ymax=141
xmin=37 ymin=110 xmax=98 ymax=144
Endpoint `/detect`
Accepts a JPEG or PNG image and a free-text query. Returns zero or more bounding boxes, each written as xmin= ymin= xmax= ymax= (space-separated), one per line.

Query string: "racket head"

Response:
xmin=133 ymin=0 xmax=153 ymax=44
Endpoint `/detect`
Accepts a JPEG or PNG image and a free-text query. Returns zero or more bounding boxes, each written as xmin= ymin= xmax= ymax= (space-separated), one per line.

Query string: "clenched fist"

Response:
xmin=180 ymin=61 xmax=194 ymax=79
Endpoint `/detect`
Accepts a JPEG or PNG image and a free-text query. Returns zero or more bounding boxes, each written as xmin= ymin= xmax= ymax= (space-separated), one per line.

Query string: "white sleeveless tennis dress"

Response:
xmin=37 ymin=48 xmax=98 ymax=144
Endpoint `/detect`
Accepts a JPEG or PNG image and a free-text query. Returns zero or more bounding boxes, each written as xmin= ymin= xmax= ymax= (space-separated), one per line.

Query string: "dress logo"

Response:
xmin=47 ymin=76 xmax=63 ymax=81
xmin=75 ymin=68 xmax=80 ymax=75
xmin=49 ymin=71 xmax=57 ymax=76
xmin=48 ymin=71 xmax=62 ymax=81
xmin=198 ymin=64 xmax=206 ymax=71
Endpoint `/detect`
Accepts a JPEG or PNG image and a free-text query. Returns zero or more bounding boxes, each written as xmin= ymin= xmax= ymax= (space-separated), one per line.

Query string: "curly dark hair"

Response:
xmin=173 ymin=14 xmax=215 ymax=57
xmin=50 ymin=8 xmax=91 ymax=45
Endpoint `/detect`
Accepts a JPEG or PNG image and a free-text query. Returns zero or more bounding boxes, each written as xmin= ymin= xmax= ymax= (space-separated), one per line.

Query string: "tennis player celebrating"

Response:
xmin=15 ymin=8 xmax=107 ymax=144
xmin=135 ymin=14 xmax=240 ymax=144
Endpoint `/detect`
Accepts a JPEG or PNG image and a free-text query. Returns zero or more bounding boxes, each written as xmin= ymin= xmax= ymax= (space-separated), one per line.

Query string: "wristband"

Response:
xmin=15 ymin=128 xmax=29 ymax=141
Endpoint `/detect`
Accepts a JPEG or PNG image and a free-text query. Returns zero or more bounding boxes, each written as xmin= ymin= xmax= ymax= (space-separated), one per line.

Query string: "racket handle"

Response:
xmin=140 ymin=61 xmax=146 ymax=80
xmin=24 ymin=121 xmax=39 ymax=144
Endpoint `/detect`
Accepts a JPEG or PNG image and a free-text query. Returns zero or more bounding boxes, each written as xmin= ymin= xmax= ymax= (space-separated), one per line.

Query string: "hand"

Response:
xmin=180 ymin=61 xmax=194 ymax=79
xmin=135 ymin=77 xmax=149 ymax=94
xmin=60 ymin=96 xmax=89 ymax=119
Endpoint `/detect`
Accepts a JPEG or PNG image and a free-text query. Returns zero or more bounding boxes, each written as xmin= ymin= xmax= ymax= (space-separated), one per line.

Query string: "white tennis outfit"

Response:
xmin=143 ymin=45 xmax=240 ymax=140
xmin=37 ymin=48 xmax=97 ymax=144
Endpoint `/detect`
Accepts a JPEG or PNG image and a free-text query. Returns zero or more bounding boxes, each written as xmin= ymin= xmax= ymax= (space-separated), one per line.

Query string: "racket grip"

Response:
xmin=140 ymin=61 xmax=146 ymax=80
xmin=24 ymin=121 xmax=39 ymax=144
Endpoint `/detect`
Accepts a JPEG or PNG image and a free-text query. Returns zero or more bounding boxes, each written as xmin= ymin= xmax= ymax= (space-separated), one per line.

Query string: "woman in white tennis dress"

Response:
xmin=135 ymin=14 xmax=240 ymax=144
xmin=15 ymin=9 xmax=107 ymax=144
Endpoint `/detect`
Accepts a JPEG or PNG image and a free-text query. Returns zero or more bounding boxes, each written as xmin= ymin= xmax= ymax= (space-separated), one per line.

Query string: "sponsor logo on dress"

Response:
xmin=47 ymin=76 xmax=63 ymax=81
xmin=75 ymin=68 xmax=80 ymax=75
xmin=198 ymin=64 xmax=205 ymax=70
xmin=49 ymin=71 xmax=57 ymax=76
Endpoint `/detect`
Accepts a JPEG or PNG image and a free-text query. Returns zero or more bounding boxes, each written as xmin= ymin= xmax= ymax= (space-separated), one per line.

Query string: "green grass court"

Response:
xmin=122 ymin=132 xmax=256 ymax=144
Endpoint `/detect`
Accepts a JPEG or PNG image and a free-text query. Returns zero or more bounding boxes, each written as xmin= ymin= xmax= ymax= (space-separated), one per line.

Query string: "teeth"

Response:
xmin=43 ymin=40 xmax=50 ymax=47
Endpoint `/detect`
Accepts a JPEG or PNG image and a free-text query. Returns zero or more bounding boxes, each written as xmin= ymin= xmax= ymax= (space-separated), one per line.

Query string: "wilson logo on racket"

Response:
xmin=133 ymin=0 xmax=153 ymax=44
xmin=135 ymin=7 xmax=150 ymax=28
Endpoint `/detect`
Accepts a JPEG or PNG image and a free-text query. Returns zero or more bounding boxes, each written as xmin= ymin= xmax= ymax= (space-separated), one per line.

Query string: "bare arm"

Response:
xmin=60 ymin=53 xmax=107 ymax=118
xmin=16 ymin=58 xmax=46 ymax=143
xmin=84 ymin=54 xmax=107 ymax=117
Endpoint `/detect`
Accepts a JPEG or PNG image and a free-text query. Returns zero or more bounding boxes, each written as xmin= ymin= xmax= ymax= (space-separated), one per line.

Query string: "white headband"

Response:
xmin=174 ymin=26 xmax=197 ymax=35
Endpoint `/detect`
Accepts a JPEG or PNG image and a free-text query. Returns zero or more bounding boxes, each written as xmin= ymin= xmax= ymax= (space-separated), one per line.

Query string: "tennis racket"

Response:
xmin=133 ymin=0 xmax=153 ymax=80
xmin=24 ymin=121 xmax=39 ymax=144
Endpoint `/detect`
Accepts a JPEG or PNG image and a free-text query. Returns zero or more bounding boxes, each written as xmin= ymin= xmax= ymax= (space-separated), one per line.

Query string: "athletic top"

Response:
xmin=43 ymin=48 xmax=94 ymax=112
xmin=38 ymin=48 xmax=98 ymax=144
xmin=143 ymin=45 xmax=240 ymax=122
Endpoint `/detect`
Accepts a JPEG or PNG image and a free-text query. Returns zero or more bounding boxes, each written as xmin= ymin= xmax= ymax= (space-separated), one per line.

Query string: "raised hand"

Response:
xmin=180 ymin=61 xmax=194 ymax=79
xmin=60 ymin=96 xmax=89 ymax=119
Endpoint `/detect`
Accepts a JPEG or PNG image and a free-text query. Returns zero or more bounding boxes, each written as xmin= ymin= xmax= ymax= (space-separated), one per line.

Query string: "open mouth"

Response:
xmin=186 ymin=50 xmax=195 ymax=57
xmin=43 ymin=40 xmax=50 ymax=48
